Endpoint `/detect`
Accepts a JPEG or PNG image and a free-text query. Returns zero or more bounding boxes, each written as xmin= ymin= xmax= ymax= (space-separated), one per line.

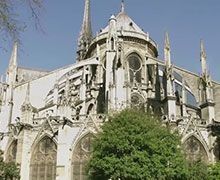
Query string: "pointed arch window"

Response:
xmin=72 ymin=133 xmax=94 ymax=180
xmin=183 ymin=136 xmax=208 ymax=162
xmin=6 ymin=140 xmax=17 ymax=162
xmin=30 ymin=136 xmax=57 ymax=180
xmin=128 ymin=53 xmax=142 ymax=83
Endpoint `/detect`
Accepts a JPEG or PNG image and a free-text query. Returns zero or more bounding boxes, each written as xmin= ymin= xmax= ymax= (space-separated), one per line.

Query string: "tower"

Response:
xmin=77 ymin=0 xmax=93 ymax=61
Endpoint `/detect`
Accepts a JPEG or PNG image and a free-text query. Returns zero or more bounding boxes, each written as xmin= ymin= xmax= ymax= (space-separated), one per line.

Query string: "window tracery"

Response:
xmin=128 ymin=54 xmax=142 ymax=84
xmin=30 ymin=136 xmax=57 ymax=180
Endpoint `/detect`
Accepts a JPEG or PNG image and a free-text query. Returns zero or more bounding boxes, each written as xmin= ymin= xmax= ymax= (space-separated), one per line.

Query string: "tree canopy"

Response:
xmin=88 ymin=109 xmax=189 ymax=180
xmin=208 ymin=162 xmax=220 ymax=180
xmin=0 ymin=150 xmax=20 ymax=179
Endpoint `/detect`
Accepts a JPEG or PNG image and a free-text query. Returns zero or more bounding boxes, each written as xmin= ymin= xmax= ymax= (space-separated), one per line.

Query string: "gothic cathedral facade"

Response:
xmin=0 ymin=1 xmax=220 ymax=180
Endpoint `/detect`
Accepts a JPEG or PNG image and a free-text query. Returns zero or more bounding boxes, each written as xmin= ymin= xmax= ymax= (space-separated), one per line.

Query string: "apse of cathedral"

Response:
xmin=0 ymin=0 xmax=220 ymax=179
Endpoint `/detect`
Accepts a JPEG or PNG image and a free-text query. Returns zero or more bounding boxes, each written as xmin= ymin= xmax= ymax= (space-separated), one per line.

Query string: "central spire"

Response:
xmin=77 ymin=0 xmax=93 ymax=61
xmin=80 ymin=0 xmax=92 ymax=39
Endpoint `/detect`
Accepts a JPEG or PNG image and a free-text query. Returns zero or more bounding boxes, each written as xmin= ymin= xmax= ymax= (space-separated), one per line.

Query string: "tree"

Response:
xmin=187 ymin=160 xmax=208 ymax=180
xmin=88 ymin=109 xmax=188 ymax=180
xmin=0 ymin=0 xmax=44 ymax=43
xmin=0 ymin=150 xmax=20 ymax=179
xmin=208 ymin=162 xmax=220 ymax=180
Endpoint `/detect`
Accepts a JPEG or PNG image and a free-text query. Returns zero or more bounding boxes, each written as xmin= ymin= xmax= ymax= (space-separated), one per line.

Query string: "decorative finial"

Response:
xmin=165 ymin=32 xmax=170 ymax=51
xmin=121 ymin=0 xmax=125 ymax=13
xmin=200 ymin=39 xmax=206 ymax=61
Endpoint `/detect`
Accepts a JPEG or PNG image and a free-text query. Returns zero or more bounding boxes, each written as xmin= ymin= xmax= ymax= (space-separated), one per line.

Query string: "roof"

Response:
xmin=101 ymin=11 xmax=146 ymax=35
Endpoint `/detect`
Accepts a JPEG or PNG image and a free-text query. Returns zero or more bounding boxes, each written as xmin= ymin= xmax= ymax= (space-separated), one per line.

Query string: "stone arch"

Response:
xmin=5 ymin=139 xmax=18 ymax=162
xmin=182 ymin=134 xmax=209 ymax=163
xmin=29 ymin=135 xmax=57 ymax=180
xmin=71 ymin=132 xmax=95 ymax=180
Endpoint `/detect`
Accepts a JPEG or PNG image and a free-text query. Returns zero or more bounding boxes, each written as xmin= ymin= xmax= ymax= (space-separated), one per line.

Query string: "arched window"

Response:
xmin=6 ymin=140 xmax=17 ymax=162
xmin=72 ymin=133 xmax=94 ymax=180
xmin=128 ymin=54 xmax=142 ymax=83
xmin=30 ymin=136 xmax=57 ymax=180
xmin=183 ymin=136 xmax=208 ymax=162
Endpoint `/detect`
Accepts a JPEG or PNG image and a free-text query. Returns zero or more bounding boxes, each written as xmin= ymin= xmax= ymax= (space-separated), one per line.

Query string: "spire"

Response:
xmin=121 ymin=0 xmax=125 ymax=13
xmin=78 ymin=0 xmax=92 ymax=46
xmin=200 ymin=40 xmax=207 ymax=75
xmin=7 ymin=41 xmax=18 ymax=85
xmin=8 ymin=41 xmax=18 ymax=70
xmin=164 ymin=32 xmax=171 ymax=68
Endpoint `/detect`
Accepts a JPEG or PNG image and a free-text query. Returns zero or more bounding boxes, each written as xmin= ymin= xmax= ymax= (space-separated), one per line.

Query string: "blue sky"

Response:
xmin=0 ymin=0 xmax=220 ymax=82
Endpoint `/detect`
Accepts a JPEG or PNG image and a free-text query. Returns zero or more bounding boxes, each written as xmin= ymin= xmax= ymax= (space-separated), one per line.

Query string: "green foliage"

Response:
xmin=0 ymin=150 xmax=20 ymax=180
xmin=88 ymin=109 xmax=188 ymax=180
xmin=187 ymin=160 xmax=209 ymax=180
xmin=208 ymin=162 xmax=220 ymax=180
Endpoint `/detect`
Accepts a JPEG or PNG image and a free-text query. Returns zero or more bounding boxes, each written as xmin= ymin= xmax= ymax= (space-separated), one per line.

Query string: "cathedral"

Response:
xmin=0 ymin=0 xmax=220 ymax=179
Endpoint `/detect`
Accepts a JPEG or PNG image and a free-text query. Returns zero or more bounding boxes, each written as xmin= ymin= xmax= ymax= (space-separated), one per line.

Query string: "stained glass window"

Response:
xmin=30 ymin=136 xmax=57 ymax=180
xmin=72 ymin=133 xmax=94 ymax=180
xmin=183 ymin=136 xmax=208 ymax=162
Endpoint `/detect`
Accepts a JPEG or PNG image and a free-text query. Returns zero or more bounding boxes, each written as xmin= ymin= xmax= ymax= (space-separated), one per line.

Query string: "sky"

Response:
xmin=0 ymin=0 xmax=220 ymax=82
